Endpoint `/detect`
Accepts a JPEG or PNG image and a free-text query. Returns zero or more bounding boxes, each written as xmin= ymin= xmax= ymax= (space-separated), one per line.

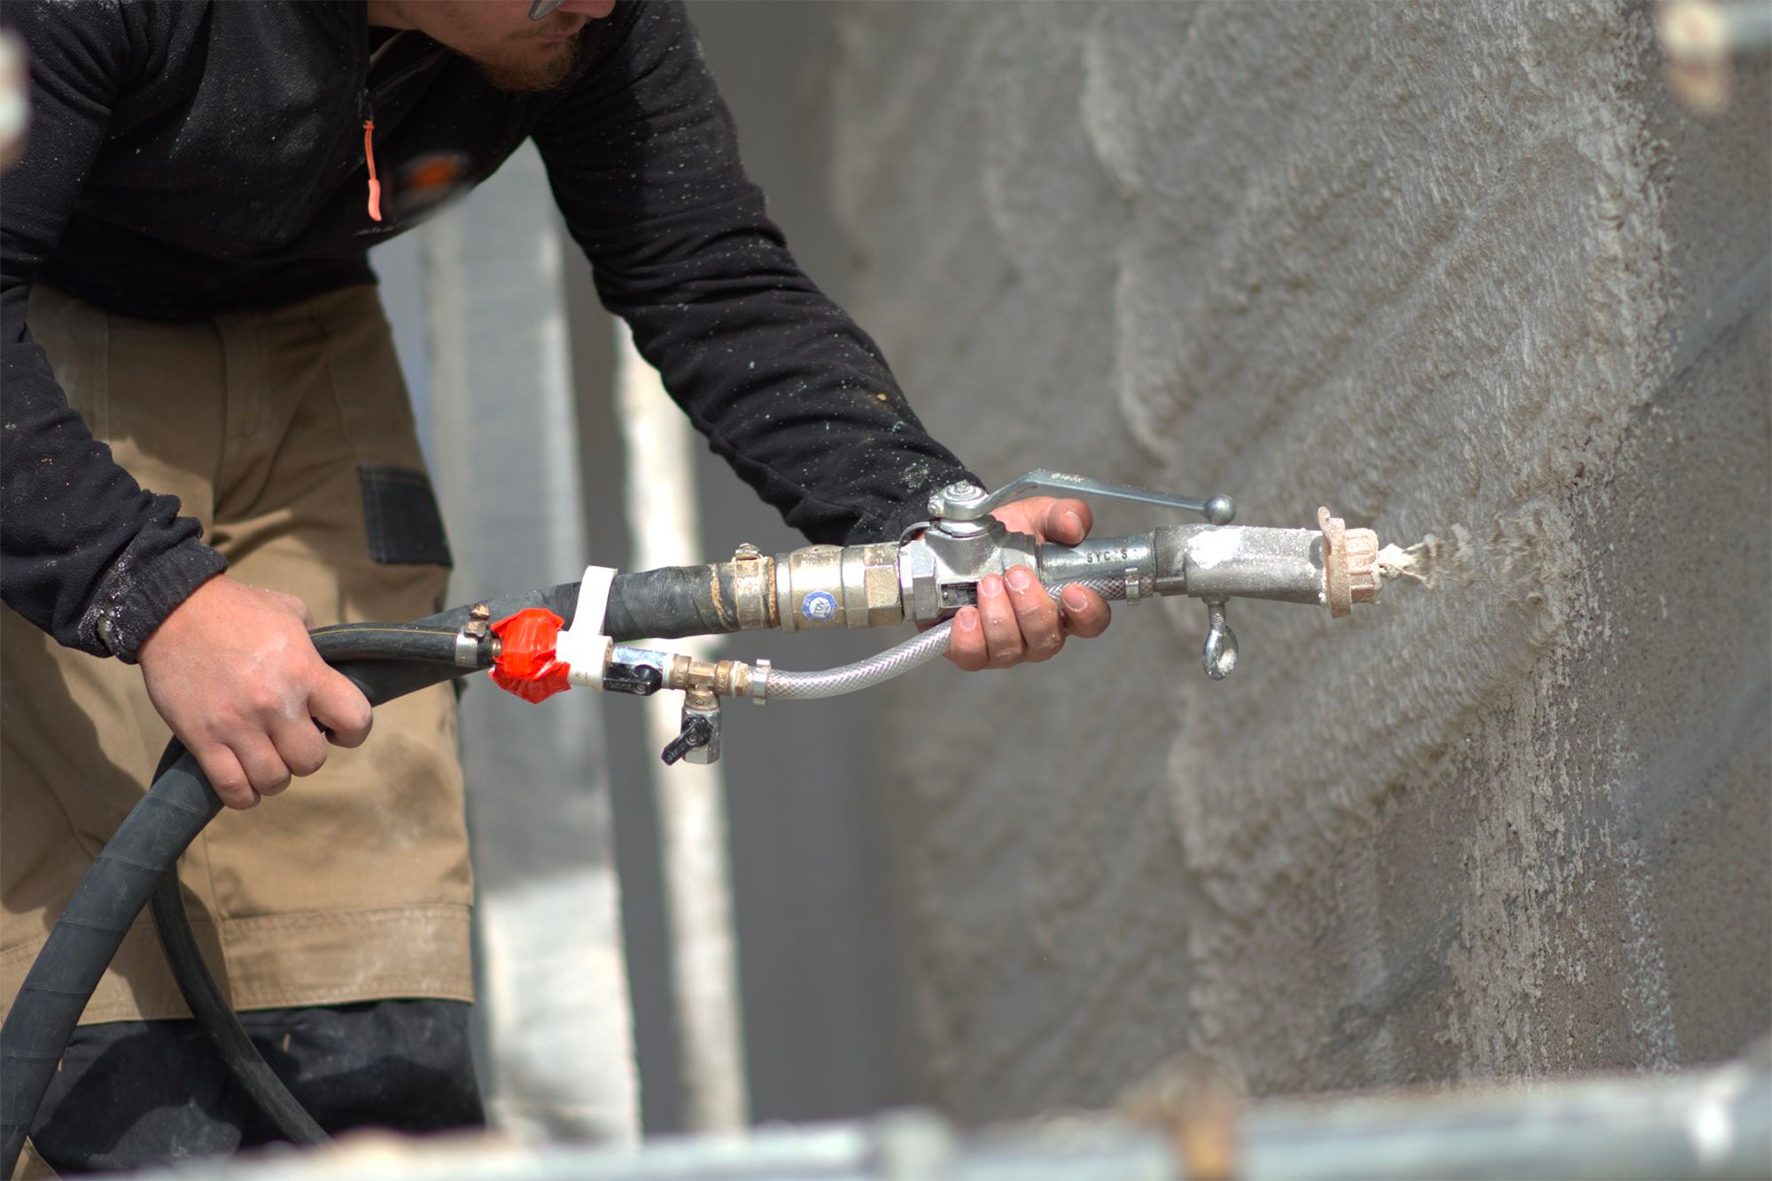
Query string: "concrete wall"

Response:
xmin=807 ymin=0 xmax=1770 ymax=1122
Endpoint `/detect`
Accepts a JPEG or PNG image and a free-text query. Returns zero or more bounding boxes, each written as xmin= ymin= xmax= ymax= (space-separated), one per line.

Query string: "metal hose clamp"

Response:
xmin=731 ymin=543 xmax=772 ymax=632
xmin=454 ymin=603 xmax=491 ymax=667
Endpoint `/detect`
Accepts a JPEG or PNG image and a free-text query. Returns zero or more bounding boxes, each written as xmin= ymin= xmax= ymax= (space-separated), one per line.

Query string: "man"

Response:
xmin=0 ymin=0 xmax=1110 ymax=1171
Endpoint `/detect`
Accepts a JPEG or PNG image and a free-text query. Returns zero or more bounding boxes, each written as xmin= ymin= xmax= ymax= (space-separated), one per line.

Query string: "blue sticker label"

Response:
xmin=801 ymin=591 xmax=837 ymax=622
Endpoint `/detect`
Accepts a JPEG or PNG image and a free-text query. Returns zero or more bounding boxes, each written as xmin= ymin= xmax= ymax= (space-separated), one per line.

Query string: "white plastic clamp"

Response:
xmin=557 ymin=565 xmax=618 ymax=689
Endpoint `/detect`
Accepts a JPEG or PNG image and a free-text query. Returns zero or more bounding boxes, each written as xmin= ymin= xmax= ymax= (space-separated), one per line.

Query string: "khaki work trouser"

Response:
xmin=1 ymin=285 xmax=473 ymax=1026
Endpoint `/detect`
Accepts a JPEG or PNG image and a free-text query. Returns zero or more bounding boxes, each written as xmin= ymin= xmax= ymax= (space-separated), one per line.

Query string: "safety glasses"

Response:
xmin=529 ymin=0 xmax=565 ymax=19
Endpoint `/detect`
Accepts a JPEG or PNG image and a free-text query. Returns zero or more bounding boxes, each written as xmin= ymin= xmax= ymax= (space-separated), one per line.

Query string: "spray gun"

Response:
xmin=0 ymin=472 xmax=1395 ymax=1164
xmin=472 ymin=470 xmax=1395 ymax=766
xmin=904 ymin=470 xmax=1381 ymax=674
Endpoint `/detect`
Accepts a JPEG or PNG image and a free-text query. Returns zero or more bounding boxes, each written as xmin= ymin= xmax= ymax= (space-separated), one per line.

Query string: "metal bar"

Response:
xmin=933 ymin=469 xmax=1231 ymax=524
xmin=1240 ymin=1056 xmax=1772 ymax=1181
xmin=93 ymin=1056 xmax=1771 ymax=1181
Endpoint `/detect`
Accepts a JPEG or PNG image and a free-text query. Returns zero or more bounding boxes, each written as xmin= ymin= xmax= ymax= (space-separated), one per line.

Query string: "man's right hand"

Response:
xmin=136 ymin=576 xmax=373 ymax=810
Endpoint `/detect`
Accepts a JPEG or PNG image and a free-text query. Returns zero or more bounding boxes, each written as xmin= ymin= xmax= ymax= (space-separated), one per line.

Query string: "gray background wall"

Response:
xmin=771 ymin=0 xmax=1770 ymax=1123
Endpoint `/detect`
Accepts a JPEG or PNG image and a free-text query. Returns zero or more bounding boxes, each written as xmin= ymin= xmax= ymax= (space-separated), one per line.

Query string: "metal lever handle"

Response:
xmin=604 ymin=662 xmax=662 ymax=697
xmin=661 ymin=715 xmax=714 ymax=765
xmin=929 ymin=469 xmax=1236 ymax=525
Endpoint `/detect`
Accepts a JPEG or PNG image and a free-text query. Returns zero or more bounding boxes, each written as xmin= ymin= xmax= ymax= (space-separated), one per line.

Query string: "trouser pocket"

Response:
xmin=358 ymin=465 xmax=454 ymax=567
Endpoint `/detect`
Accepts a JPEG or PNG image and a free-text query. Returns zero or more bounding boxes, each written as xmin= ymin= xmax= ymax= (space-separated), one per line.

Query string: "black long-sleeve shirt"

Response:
xmin=0 ymin=0 xmax=974 ymax=661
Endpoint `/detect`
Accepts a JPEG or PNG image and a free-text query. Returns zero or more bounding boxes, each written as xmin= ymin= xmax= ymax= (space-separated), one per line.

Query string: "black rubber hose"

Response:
xmin=141 ymin=624 xmax=471 ymax=1152
xmin=150 ymin=852 xmax=326 ymax=1146
xmin=603 ymin=564 xmax=744 ymax=640
xmin=1 ymin=745 xmax=219 ymax=1177
xmin=0 ymin=623 xmax=474 ymax=1176
xmin=135 ymin=582 xmax=747 ymax=1151
xmin=416 ymin=581 xmax=580 ymax=637
xmin=417 ymin=567 xmax=751 ymax=642
xmin=1 ymin=568 xmax=759 ymax=1174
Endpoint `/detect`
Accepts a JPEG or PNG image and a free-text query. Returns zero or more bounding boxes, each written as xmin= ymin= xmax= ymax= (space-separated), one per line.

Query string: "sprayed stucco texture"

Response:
xmin=820 ymin=0 xmax=1771 ymax=1121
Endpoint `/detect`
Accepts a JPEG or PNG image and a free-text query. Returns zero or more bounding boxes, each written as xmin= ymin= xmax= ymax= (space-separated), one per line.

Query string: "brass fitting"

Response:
xmin=664 ymin=654 xmax=756 ymax=700
xmin=775 ymin=541 xmax=903 ymax=633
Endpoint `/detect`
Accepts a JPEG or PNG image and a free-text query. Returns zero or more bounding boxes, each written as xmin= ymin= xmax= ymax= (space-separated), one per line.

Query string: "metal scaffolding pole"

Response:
xmin=94 ymin=1054 xmax=1770 ymax=1181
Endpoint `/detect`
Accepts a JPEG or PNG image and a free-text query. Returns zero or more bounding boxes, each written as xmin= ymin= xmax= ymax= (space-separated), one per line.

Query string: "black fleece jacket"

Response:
xmin=0 ymin=0 xmax=974 ymax=661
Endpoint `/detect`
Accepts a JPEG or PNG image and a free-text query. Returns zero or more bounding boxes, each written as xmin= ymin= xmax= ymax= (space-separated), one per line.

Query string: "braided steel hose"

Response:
xmin=1045 ymin=573 xmax=1129 ymax=601
xmin=763 ymin=575 xmax=1128 ymax=701
xmin=764 ymin=622 xmax=955 ymax=700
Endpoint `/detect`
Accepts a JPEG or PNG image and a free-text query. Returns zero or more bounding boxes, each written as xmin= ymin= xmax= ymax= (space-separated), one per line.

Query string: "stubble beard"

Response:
xmin=474 ymin=33 xmax=582 ymax=93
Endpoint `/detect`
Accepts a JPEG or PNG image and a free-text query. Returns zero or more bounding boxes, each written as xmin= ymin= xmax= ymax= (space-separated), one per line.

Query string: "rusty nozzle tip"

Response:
xmin=1318 ymin=506 xmax=1380 ymax=618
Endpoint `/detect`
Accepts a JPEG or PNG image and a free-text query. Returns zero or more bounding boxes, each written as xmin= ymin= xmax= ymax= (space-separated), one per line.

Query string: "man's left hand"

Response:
xmin=945 ymin=496 xmax=1111 ymax=671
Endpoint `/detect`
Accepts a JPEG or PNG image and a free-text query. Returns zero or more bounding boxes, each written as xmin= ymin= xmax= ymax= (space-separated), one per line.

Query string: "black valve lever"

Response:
xmin=661 ymin=715 xmax=714 ymax=765
xmin=604 ymin=662 xmax=663 ymax=697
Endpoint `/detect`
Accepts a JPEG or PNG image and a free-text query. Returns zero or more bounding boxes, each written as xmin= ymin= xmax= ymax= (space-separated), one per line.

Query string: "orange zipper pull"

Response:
xmin=358 ymin=87 xmax=382 ymax=223
xmin=362 ymin=118 xmax=382 ymax=223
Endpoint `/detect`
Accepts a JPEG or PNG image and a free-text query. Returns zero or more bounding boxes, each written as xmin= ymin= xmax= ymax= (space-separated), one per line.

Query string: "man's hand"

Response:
xmin=136 ymin=576 xmax=373 ymax=809
xmin=945 ymin=496 xmax=1111 ymax=671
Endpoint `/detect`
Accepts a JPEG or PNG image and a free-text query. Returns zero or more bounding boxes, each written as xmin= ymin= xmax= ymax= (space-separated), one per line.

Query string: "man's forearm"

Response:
xmin=536 ymin=0 xmax=978 ymax=545
xmin=0 ymin=315 xmax=227 ymax=659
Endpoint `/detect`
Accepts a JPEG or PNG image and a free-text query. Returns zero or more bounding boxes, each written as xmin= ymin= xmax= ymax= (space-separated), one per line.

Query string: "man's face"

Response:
xmin=391 ymin=1 xmax=618 ymax=92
